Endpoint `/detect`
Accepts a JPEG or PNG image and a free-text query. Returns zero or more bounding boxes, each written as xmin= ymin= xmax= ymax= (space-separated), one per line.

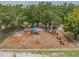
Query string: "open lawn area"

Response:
xmin=0 ymin=49 xmax=79 ymax=57
xmin=32 ymin=50 xmax=79 ymax=57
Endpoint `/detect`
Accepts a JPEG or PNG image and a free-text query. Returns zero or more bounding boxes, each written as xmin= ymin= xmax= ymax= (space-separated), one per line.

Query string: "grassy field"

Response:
xmin=31 ymin=50 xmax=79 ymax=57
xmin=0 ymin=34 xmax=10 ymax=43
xmin=0 ymin=49 xmax=79 ymax=57
xmin=0 ymin=31 xmax=14 ymax=44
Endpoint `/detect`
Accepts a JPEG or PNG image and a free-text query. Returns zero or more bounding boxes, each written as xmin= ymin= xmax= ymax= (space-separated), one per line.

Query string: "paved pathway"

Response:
xmin=0 ymin=52 xmax=42 ymax=57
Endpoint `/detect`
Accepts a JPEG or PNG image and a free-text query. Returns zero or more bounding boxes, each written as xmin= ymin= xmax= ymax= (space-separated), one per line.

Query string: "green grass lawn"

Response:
xmin=0 ymin=31 xmax=14 ymax=44
xmin=31 ymin=50 xmax=79 ymax=57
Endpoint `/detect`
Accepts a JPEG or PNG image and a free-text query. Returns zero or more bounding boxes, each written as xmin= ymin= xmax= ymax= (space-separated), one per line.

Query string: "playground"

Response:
xmin=0 ymin=27 xmax=79 ymax=49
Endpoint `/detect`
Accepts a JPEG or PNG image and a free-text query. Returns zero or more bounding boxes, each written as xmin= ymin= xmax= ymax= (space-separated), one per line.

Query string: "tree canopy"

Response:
xmin=0 ymin=2 xmax=79 ymax=40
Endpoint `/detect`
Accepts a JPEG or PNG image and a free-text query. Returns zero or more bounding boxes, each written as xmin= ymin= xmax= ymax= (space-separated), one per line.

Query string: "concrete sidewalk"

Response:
xmin=0 ymin=51 xmax=42 ymax=57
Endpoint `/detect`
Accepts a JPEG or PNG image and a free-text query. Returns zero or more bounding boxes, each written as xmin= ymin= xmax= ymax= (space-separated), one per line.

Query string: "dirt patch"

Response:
xmin=0 ymin=30 xmax=78 ymax=49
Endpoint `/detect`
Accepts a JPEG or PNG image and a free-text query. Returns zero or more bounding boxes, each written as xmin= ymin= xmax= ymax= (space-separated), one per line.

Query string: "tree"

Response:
xmin=64 ymin=7 xmax=79 ymax=40
xmin=38 ymin=2 xmax=53 ymax=29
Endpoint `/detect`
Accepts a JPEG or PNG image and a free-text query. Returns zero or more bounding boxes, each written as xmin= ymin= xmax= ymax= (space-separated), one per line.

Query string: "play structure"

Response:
xmin=56 ymin=31 xmax=67 ymax=46
xmin=27 ymin=27 xmax=41 ymax=36
xmin=26 ymin=27 xmax=41 ymax=44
